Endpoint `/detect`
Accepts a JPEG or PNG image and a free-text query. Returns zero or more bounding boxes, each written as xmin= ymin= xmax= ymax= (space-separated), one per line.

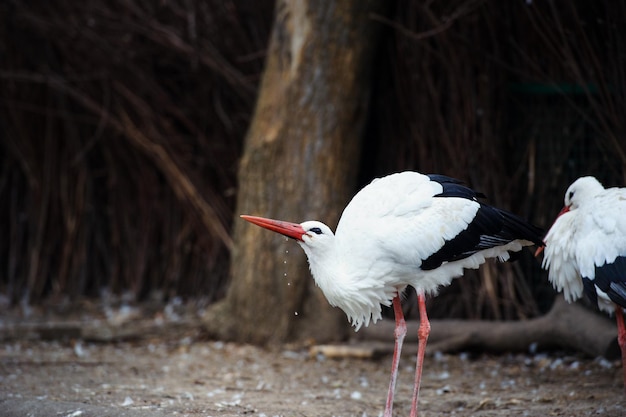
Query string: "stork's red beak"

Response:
xmin=534 ymin=245 xmax=545 ymax=257
xmin=241 ymin=215 xmax=306 ymax=241
xmin=556 ymin=205 xmax=571 ymax=217
xmin=534 ymin=205 xmax=571 ymax=257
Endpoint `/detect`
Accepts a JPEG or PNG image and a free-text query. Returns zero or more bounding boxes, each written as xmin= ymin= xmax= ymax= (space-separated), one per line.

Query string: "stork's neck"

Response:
xmin=298 ymin=239 xmax=341 ymax=295
xmin=297 ymin=239 xmax=394 ymax=330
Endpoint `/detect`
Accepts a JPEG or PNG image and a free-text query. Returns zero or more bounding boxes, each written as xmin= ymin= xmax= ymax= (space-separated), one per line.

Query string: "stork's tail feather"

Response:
xmin=495 ymin=208 xmax=545 ymax=247
xmin=593 ymin=256 xmax=626 ymax=308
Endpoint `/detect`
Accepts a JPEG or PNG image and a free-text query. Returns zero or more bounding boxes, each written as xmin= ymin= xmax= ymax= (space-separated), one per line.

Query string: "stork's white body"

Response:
xmin=300 ymin=172 xmax=532 ymax=330
xmin=541 ymin=176 xmax=626 ymax=313
xmin=540 ymin=176 xmax=626 ymax=394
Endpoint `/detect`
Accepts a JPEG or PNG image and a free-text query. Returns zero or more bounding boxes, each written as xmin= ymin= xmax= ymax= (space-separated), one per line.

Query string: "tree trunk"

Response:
xmin=204 ymin=0 xmax=388 ymax=344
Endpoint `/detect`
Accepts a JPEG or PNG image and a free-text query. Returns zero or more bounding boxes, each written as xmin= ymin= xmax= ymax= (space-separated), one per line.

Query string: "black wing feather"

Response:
xmin=421 ymin=175 xmax=544 ymax=270
xmin=592 ymin=256 xmax=626 ymax=308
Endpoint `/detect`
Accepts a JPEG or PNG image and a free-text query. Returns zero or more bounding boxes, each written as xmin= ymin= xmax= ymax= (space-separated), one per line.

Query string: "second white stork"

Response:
xmin=241 ymin=171 xmax=543 ymax=417
xmin=538 ymin=176 xmax=626 ymax=394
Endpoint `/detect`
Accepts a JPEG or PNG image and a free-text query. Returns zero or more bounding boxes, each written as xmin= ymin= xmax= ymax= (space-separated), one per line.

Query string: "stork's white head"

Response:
xmin=297 ymin=220 xmax=335 ymax=254
xmin=535 ymin=175 xmax=605 ymax=258
xmin=298 ymin=221 xmax=335 ymax=243
xmin=563 ymin=176 xmax=604 ymax=211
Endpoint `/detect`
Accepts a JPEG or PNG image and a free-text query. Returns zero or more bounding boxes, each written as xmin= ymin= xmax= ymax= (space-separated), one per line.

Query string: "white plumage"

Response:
xmin=541 ymin=176 xmax=626 ymax=313
xmin=299 ymin=172 xmax=532 ymax=330
xmin=242 ymin=171 xmax=543 ymax=417
xmin=539 ymin=175 xmax=626 ymax=394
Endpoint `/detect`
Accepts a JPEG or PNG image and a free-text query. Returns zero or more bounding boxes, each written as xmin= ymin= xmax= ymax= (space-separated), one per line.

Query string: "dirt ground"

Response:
xmin=2 ymin=301 xmax=626 ymax=417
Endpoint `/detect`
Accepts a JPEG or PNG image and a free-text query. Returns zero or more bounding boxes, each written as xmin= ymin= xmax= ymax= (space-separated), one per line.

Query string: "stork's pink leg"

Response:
xmin=615 ymin=304 xmax=626 ymax=395
xmin=384 ymin=295 xmax=406 ymax=417
xmin=410 ymin=292 xmax=431 ymax=417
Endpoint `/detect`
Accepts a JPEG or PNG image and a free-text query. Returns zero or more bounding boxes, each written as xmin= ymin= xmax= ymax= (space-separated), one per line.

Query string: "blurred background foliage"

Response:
xmin=1 ymin=0 xmax=624 ymax=321
xmin=1 ymin=0 xmax=274 ymax=305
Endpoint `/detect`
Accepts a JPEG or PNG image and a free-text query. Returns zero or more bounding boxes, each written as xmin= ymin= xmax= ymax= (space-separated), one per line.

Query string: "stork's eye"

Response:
xmin=309 ymin=227 xmax=323 ymax=235
xmin=568 ymin=190 xmax=574 ymax=200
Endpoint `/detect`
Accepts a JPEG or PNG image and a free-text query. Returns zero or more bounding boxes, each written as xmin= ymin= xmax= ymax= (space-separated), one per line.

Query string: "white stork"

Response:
xmin=538 ymin=176 xmax=626 ymax=394
xmin=241 ymin=171 xmax=543 ymax=417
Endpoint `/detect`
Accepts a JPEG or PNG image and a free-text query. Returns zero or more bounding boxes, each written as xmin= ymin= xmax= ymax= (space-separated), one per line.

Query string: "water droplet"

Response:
xmin=283 ymin=260 xmax=287 ymax=264
xmin=294 ymin=311 xmax=299 ymax=316
xmin=283 ymin=273 xmax=287 ymax=277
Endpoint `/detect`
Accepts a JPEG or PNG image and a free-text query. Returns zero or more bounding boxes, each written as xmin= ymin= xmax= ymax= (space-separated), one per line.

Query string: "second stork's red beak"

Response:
xmin=534 ymin=205 xmax=570 ymax=257
xmin=241 ymin=215 xmax=306 ymax=241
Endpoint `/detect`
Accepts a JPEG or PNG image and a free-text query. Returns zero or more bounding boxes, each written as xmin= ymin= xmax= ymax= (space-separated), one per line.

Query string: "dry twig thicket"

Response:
xmin=0 ymin=0 xmax=273 ymax=303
